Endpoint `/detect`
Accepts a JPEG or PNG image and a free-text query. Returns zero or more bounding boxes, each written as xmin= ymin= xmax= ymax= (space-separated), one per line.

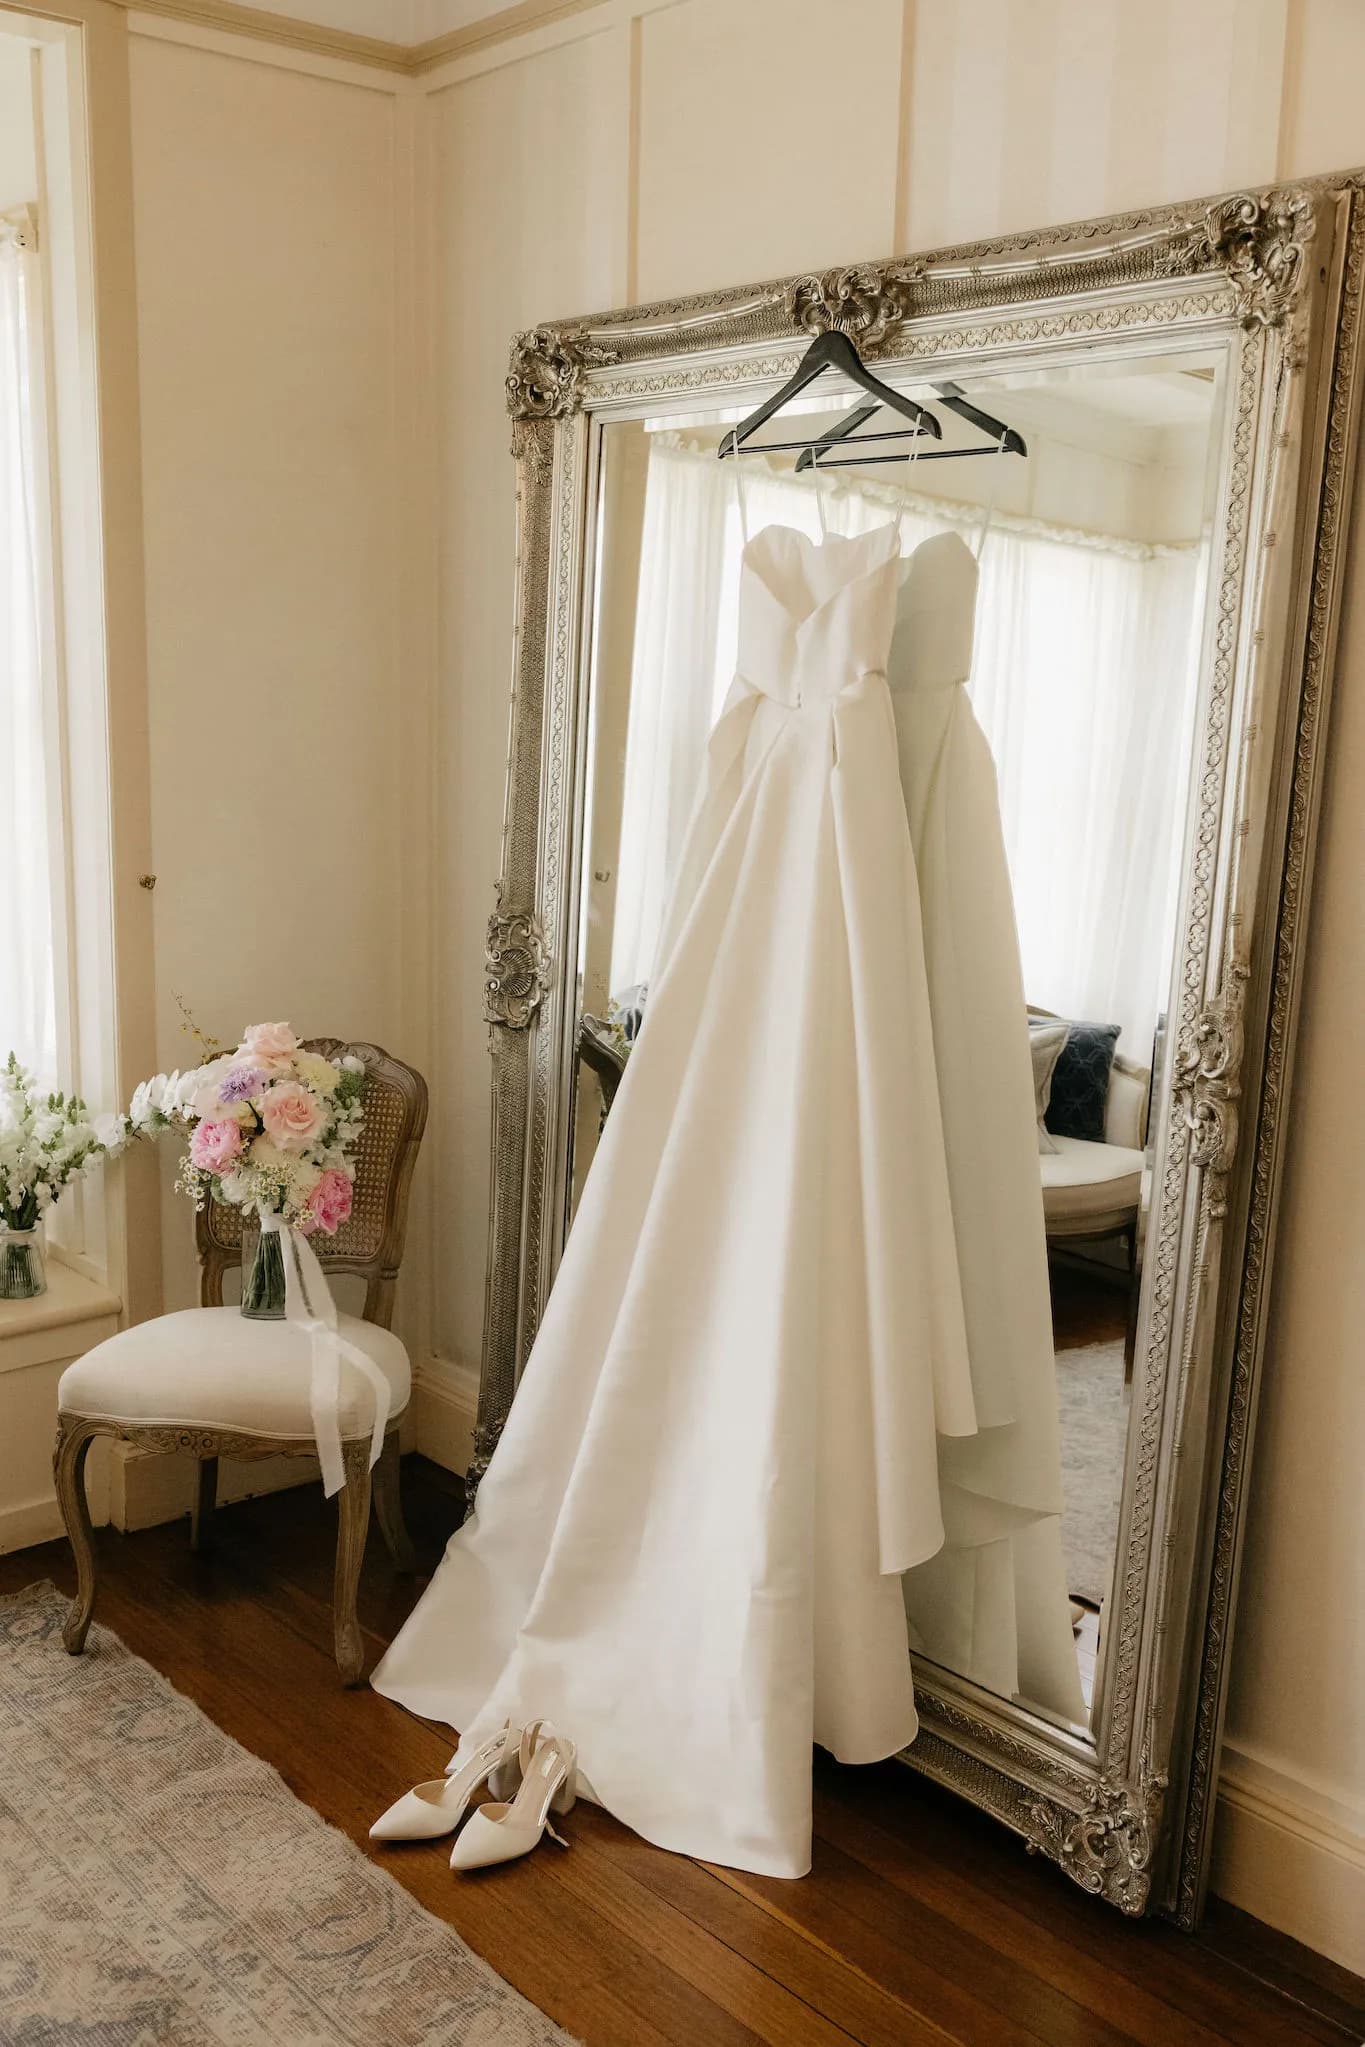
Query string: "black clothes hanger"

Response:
xmin=717 ymin=330 xmax=942 ymax=463
xmin=794 ymin=380 xmax=1027 ymax=470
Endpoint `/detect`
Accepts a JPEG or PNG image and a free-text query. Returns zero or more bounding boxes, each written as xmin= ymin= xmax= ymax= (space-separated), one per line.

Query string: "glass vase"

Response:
xmin=241 ymin=1227 xmax=287 ymax=1320
xmin=0 ymin=1223 xmax=46 ymax=1301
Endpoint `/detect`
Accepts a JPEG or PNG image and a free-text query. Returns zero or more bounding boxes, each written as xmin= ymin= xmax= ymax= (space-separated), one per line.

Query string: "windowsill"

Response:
xmin=0 ymin=1256 xmax=121 ymax=1360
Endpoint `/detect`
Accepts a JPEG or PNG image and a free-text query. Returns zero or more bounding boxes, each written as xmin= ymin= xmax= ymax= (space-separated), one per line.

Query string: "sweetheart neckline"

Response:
xmin=741 ymin=519 xmax=978 ymax=579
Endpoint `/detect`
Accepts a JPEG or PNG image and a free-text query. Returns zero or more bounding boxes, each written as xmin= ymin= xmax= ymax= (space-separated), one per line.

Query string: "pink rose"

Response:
xmin=305 ymin=1167 xmax=353 ymax=1236
xmin=260 ymin=1080 xmax=324 ymax=1150
xmin=240 ymin=1021 xmax=299 ymax=1073
xmin=189 ymin=1117 xmax=243 ymax=1174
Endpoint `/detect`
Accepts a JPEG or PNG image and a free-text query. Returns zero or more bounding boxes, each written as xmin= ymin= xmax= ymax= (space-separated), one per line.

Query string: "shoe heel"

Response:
xmin=488 ymin=1758 xmax=520 ymax=1802
xmin=551 ymin=1765 xmax=577 ymax=1816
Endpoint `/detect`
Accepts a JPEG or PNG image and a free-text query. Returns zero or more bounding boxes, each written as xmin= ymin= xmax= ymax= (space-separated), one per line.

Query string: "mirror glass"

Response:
xmin=566 ymin=348 xmax=1227 ymax=1736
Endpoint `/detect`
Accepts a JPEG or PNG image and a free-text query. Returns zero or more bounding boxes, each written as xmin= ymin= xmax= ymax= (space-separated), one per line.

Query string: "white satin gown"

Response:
xmin=892 ymin=530 xmax=1085 ymax=1724
xmin=373 ymin=521 xmax=979 ymax=1877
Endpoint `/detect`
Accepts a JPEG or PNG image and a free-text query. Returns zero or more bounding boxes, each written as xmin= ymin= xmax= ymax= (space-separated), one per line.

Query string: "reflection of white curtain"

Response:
xmin=971 ymin=536 xmax=1203 ymax=1057
xmin=612 ymin=436 xmax=1203 ymax=1058
xmin=0 ymin=212 xmax=56 ymax=1081
xmin=610 ymin=440 xmax=732 ymax=991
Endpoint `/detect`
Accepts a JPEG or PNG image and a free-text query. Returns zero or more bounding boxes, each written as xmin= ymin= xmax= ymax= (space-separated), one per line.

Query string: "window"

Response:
xmin=0 ymin=202 xmax=59 ymax=1084
xmin=0 ymin=20 xmax=128 ymax=1290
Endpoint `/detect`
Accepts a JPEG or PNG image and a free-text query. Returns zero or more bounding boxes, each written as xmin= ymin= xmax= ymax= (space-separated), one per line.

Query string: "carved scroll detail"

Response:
xmin=1201 ymin=191 xmax=1316 ymax=329
xmin=463 ymin=1417 xmax=505 ymax=1514
xmin=784 ymin=262 xmax=926 ymax=349
xmin=506 ymin=325 xmax=620 ymax=423
xmin=1174 ymin=962 xmax=1248 ymax=1189
xmin=1027 ymin=1763 xmax=1168 ymax=1916
xmin=484 ymin=904 xmax=550 ymax=1030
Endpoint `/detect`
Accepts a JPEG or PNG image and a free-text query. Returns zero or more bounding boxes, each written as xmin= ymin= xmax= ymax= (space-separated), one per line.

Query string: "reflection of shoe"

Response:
xmin=370 ymin=1721 xmax=522 ymax=1841
xmin=1070 ymin=1602 xmax=1087 ymax=1629
xmin=450 ymin=1728 xmax=578 ymax=1871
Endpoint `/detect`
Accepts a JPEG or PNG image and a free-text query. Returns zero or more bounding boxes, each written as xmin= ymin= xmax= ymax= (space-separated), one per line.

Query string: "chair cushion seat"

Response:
xmin=1040 ymin=1135 xmax=1144 ymax=1226
xmin=58 ymin=1307 xmax=410 ymax=1442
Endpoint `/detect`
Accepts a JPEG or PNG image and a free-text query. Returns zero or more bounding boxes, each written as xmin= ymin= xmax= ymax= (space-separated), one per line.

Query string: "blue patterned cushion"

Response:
xmin=1029 ymin=1015 xmax=1121 ymax=1142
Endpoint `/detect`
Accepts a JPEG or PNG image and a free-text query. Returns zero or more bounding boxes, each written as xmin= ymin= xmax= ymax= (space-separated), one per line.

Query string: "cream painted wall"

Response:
xmin=426 ymin=25 xmax=619 ymax=1370
xmin=417 ymin=0 xmax=1364 ymax=1968
xmin=125 ymin=31 xmax=422 ymax=1328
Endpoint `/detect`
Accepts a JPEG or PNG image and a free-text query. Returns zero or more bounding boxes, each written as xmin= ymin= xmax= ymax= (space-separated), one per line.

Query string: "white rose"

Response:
xmin=239 ymin=1022 xmax=300 ymax=1073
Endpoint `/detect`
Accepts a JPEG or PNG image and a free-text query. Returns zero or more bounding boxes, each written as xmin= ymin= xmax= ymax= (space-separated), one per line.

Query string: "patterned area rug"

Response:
xmin=0 ymin=1581 xmax=572 ymax=2046
xmin=1055 ymin=1339 xmax=1131 ymax=1607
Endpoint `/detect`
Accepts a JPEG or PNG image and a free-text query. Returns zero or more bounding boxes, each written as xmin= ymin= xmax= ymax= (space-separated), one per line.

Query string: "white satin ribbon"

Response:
xmin=258 ymin=1211 xmax=391 ymax=1498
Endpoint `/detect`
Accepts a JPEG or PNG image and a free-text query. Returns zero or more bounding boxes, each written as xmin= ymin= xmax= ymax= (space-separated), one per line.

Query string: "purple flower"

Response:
xmin=219 ymin=1066 xmax=266 ymax=1102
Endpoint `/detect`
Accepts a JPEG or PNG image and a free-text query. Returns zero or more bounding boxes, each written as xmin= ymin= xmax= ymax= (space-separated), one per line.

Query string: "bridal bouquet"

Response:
xmin=0 ymin=1054 xmax=128 ymax=1298
xmin=130 ymin=1022 xmax=365 ymax=1238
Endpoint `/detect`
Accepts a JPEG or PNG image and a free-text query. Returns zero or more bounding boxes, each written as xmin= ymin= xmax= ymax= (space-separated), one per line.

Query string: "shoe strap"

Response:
xmin=518 ymin=1717 xmax=549 ymax=1775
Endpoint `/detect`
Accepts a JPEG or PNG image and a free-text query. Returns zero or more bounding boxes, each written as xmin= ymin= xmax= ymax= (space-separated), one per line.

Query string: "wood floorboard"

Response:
xmin=2 ymin=1457 xmax=1358 ymax=2047
xmin=719 ymin=1833 xmax=1143 ymax=2047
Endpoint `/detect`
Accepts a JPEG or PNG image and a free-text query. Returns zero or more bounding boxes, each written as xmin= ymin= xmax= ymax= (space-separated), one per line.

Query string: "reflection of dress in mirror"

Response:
xmin=890 ymin=529 xmax=1085 ymax=1725
xmin=374 ymin=519 xmax=981 ymax=1877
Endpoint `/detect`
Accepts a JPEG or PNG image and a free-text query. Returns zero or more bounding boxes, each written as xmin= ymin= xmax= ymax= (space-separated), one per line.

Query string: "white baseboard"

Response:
xmin=1213 ymin=1743 xmax=1365 ymax=1977
xmin=412 ymin=1354 xmax=478 ymax=1475
xmin=0 ymin=1495 xmax=68 ymax=1552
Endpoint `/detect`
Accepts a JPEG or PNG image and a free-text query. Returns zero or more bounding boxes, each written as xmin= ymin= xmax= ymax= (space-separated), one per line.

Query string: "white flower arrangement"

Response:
xmin=0 ymin=1052 xmax=127 ymax=1231
xmin=131 ymin=1021 xmax=365 ymax=1235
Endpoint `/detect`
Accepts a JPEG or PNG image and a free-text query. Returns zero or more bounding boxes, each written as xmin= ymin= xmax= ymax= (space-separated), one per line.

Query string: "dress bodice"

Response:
xmin=736 ymin=522 xmax=903 ymax=708
xmin=887 ymin=529 xmax=978 ymax=697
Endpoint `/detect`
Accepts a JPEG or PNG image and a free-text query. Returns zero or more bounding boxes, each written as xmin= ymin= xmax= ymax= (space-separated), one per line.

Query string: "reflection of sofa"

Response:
xmin=579 ymin=1012 xmax=627 ymax=1113
xmin=1039 ymin=1050 xmax=1150 ymax=1256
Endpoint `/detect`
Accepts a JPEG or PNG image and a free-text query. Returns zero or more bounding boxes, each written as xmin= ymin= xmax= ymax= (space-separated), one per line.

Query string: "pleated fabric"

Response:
xmin=891 ymin=530 xmax=1085 ymax=1725
xmin=373 ymin=523 xmax=977 ymax=1876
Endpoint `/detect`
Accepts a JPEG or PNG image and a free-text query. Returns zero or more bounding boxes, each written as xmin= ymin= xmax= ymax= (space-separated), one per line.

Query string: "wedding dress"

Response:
xmin=890 ymin=529 xmax=1085 ymax=1724
xmin=374 ymin=520 xmax=980 ymax=1877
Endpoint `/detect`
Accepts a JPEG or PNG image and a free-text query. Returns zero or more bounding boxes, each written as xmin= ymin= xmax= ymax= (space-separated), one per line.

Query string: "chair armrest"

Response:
xmin=1105 ymin=1055 xmax=1151 ymax=1151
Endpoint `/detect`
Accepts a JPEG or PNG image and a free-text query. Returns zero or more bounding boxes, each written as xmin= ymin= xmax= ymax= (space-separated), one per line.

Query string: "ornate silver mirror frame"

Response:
xmin=473 ymin=174 xmax=1365 ymax=1923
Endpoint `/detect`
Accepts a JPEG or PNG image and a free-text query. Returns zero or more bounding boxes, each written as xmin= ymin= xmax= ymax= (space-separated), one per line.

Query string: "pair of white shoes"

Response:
xmin=370 ymin=1719 xmax=578 ymax=1871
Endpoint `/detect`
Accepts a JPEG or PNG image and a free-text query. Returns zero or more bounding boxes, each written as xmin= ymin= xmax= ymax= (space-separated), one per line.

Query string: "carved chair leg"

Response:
xmin=191 ymin=1456 xmax=218 ymax=1554
xmin=372 ymin=1429 xmax=417 ymax=1572
xmin=53 ymin=1415 xmax=100 ymax=1654
xmin=333 ymin=1438 xmax=373 ymax=1686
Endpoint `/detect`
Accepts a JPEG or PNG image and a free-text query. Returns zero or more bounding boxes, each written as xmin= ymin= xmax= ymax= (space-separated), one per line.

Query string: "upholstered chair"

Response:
xmin=53 ymin=1041 xmax=427 ymax=1684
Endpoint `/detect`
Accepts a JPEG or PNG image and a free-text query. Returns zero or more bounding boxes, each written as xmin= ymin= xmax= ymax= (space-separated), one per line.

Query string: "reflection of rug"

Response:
xmin=1055 ymin=1340 xmax=1130 ymax=1607
xmin=0 ymin=1582 xmax=571 ymax=2047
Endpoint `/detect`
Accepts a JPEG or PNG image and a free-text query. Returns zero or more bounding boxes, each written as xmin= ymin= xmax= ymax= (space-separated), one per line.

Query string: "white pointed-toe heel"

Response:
xmin=370 ymin=1722 xmax=523 ymax=1842
xmin=449 ymin=1729 xmax=578 ymax=1872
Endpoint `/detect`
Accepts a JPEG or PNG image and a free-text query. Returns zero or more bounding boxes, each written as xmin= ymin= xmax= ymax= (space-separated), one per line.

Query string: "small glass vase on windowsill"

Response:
xmin=0 ymin=1222 xmax=46 ymax=1301
xmin=240 ymin=1227 xmax=287 ymax=1320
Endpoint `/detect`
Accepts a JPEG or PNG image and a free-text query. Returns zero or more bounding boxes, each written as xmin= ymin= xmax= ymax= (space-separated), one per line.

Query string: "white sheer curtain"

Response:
xmin=970 ymin=532 xmax=1204 ymax=1057
xmin=610 ymin=438 xmax=735 ymax=991
xmin=0 ymin=210 xmax=57 ymax=1082
xmin=610 ymin=434 xmax=1204 ymax=1060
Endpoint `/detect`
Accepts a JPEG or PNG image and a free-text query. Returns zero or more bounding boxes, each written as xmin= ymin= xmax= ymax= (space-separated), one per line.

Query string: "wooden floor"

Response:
xmin=4 ymin=1464 xmax=1361 ymax=2047
xmin=1049 ymin=1259 xmax=1128 ymax=1351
